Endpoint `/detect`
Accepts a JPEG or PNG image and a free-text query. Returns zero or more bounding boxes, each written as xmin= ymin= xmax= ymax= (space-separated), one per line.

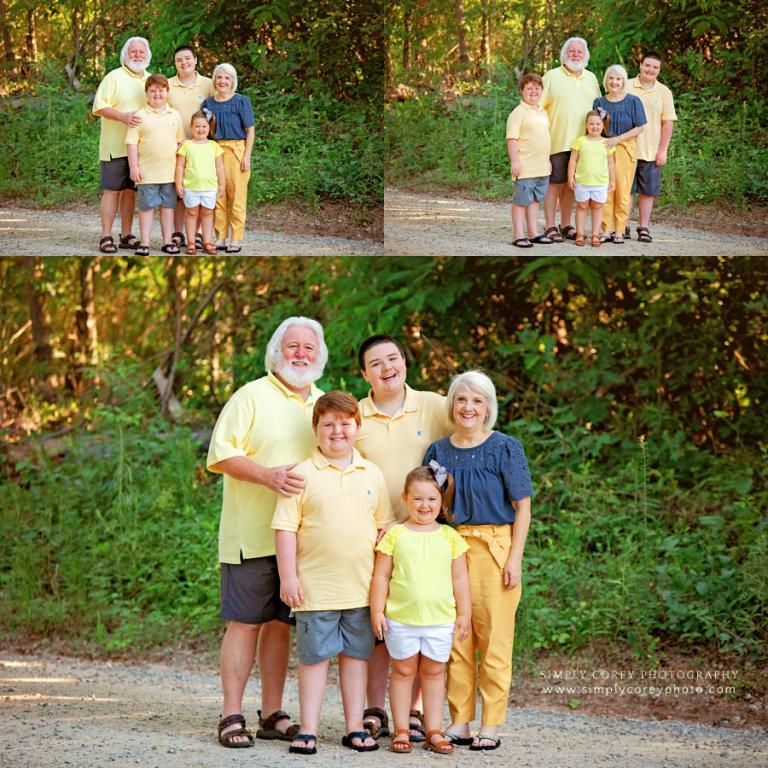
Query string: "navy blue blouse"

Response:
xmin=423 ymin=432 xmax=533 ymax=526
xmin=202 ymin=93 xmax=255 ymax=141
xmin=592 ymin=94 xmax=646 ymax=138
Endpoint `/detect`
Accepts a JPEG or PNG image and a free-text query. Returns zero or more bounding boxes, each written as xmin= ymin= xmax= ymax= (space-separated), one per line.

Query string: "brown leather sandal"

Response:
xmin=363 ymin=706 xmax=390 ymax=739
xmin=256 ymin=709 xmax=300 ymax=741
xmin=591 ymin=234 xmax=601 ymax=248
xmin=389 ymin=728 xmax=411 ymax=753
xmin=424 ymin=729 xmax=454 ymax=754
xmin=575 ymin=234 xmax=586 ymax=247
xmin=218 ymin=713 xmax=254 ymax=748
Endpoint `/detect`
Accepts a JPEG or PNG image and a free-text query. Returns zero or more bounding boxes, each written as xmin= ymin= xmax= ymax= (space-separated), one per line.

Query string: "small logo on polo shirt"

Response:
xmin=367 ymin=488 xmax=372 ymax=495
xmin=416 ymin=429 xmax=422 ymax=436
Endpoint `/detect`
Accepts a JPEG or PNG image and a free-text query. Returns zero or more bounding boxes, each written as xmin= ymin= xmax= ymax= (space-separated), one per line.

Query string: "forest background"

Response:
xmin=2 ymin=257 xmax=766 ymax=717
xmin=386 ymin=0 xmax=768 ymax=222
xmin=0 ymin=1 xmax=382 ymax=227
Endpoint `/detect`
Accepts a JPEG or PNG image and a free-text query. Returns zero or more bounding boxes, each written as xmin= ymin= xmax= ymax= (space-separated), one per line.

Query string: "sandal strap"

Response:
xmin=219 ymin=713 xmax=246 ymax=733
xmin=258 ymin=709 xmax=291 ymax=729
xmin=347 ymin=730 xmax=371 ymax=741
xmin=363 ymin=706 xmax=388 ymax=725
xmin=293 ymin=733 xmax=317 ymax=743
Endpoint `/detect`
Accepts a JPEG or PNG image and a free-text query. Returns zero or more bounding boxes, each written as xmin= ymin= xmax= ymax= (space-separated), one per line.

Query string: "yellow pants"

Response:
xmin=216 ymin=140 xmax=250 ymax=242
xmin=447 ymin=525 xmax=521 ymax=726
xmin=602 ymin=139 xmax=637 ymax=235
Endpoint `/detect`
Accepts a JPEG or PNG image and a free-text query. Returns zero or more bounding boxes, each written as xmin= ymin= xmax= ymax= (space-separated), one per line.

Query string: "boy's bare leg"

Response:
xmin=220 ymin=621 xmax=261 ymax=743
xmin=340 ymin=654 xmax=376 ymax=748
xmin=291 ymin=658 xmax=329 ymax=752
xmin=511 ymin=204 xmax=527 ymax=240
xmin=419 ymin=656 xmax=448 ymax=746
xmin=159 ymin=206 xmax=175 ymax=246
xmin=137 ymin=209 xmax=154 ymax=248
xmin=118 ymin=189 xmax=136 ymax=239
xmin=526 ymin=202 xmax=539 ymax=238
xmin=100 ymin=190 xmax=120 ymax=238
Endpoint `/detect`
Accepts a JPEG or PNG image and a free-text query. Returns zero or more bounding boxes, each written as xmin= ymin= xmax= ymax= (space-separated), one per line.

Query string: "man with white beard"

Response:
xmin=92 ymin=36 xmax=152 ymax=254
xmin=207 ymin=317 xmax=327 ymax=748
xmin=540 ymin=37 xmax=601 ymax=242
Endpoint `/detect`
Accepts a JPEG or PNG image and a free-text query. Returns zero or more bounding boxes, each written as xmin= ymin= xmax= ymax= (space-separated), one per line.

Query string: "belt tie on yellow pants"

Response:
xmin=448 ymin=524 xmax=521 ymax=726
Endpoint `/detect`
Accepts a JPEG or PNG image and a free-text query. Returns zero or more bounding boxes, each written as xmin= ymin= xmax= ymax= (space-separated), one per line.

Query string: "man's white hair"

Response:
xmin=560 ymin=37 xmax=590 ymax=68
xmin=264 ymin=317 xmax=328 ymax=373
xmin=603 ymin=64 xmax=628 ymax=91
xmin=212 ymin=62 xmax=238 ymax=93
xmin=120 ymin=37 xmax=152 ymax=68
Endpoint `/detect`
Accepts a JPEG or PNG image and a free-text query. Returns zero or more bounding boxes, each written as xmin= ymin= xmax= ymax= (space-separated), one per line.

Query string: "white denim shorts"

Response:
xmin=383 ymin=618 xmax=455 ymax=662
xmin=574 ymin=183 xmax=608 ymax=203
xmin=183 ymin=189 xmax=217 ymax=210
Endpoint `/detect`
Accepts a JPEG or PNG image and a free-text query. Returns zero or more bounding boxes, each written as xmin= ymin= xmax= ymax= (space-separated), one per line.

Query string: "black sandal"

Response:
xmin=530 ymin=233 xmax=553 ymax=244
xmin=289 ymin=733 xmax=318 ymax=755
xmin=118 ymin=233 xmax=139 ymax=250
xmin=171 ymin=231 xmax=186 ymax=248
xmin=636 ymin=226 xmax=652 ymax=243
xmin=446 ymin=731 xmax=474 ymax=746
xmin=408 ymin=709 xmax=426 ymax=743
xmin=218 ymin=713 xmax=254 ymax=749
xmin=161 ymin=243 xmax=180 ymax=254
xmin=134 ymin=245 xmax=149 ymax=256
xmin=512 ymin=237 xmax=533 ymax=248
xmin=195 ymin=234 xmax=204 ymax=251
xmin=363 ymin=706 xmax=390 ymax=739
xmin=341 ymin=731 xmax=379 ymax=752
xmin=256 ymin=709 xmax=300 ymax=741
xmin=559 ymin=224 xmax=577 ymax=240
xmin=544 ymin=225 xmax=564 ymax=243
xmin=469 ymin=735 xmax=501 ymax=751
xmin=99 ymin=235 xmax=118 ymax=254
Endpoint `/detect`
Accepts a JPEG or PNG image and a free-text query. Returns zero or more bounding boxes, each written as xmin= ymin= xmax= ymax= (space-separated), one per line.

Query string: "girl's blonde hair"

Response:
xmin=212 ymin=62 xmax=238 ymax=93
xmin=585 ymin=108 xmax=611 ymax=137
xmin=404 ymin=466 xmax=455 ymax=523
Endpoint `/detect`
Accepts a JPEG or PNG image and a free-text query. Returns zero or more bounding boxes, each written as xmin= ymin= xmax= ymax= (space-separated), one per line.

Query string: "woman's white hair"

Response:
xmin=446 ymin=370 xmax=498 ymax=429
xmin=120 ymin=37 xmax=152 ymax=68
xmin=264 ymin=317 xmax=328 ymax=373
xmin=212 ymin=63 xmax=238 ymax=93
xmin=603 ymin=64 xmax=628 ymax=91
xmin=560 ymin=37 xmax=590 ymax=67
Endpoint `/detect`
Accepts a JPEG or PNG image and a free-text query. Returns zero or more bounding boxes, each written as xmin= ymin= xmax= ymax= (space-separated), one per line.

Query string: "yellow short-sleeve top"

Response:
xmin=125 ymin=106 xmax=185 ymax=184
xmin=92 ymin=66 xmax=150 ymax=162
xmin=356 ymin=386 xmax=452 ymax=521
xmin=167 ymin=74 xmax=215 ymax=138
xmin=570 ymin=135 xmax=616 ymax=186
xmin=272 ymin=448 xmax=394 ymax=611
xmin=541 ymin=65 xmax=602 ymax=154
xmin=376 ymin=523 xmax=468 ymax=625
xmin=177 ymin=139 xmax=224 ymax=190
xmin=627 ymin=77 xmax=677 ymax=162
xmin=207 ymin=372 xmax=323 ymax=563
xmin=505 ymin=101 xmax=551 ymax=178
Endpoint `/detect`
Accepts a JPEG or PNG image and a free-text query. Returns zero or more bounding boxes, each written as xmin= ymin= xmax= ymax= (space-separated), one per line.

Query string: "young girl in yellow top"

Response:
xmin=567 ymin=109 xmax=616 ymax=247
xmin=174 ymin=110 xmax=225 ymax=254
xmin=370 ymin=464 xmax=471 ymax=755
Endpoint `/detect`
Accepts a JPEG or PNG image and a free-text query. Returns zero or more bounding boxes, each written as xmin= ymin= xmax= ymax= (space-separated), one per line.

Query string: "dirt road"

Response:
xmin=0 ymin=207 xmax=382 ymax=257
xmin=2 ymin=653 xmax=766 ymax=768
xmin=384 ymin=190 xmax=768 ymax=256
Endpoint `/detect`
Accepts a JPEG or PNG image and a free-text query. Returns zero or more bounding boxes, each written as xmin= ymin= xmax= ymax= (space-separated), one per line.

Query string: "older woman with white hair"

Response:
xmin=202 ymin=63 xmax=255 ymax=253
xmin=593 ymin=65 xmax=647 ymax=243
xmin=423 ymin=371 xmax=532 ymax=751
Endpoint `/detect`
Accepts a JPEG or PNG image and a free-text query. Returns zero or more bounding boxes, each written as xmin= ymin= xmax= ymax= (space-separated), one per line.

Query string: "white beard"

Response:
xmin=565 ymin=57 xmax=586 ymax=72
xmin=125 ymin=60 xmax=147 ymax=74
xmin=274 ymin=359 xmax=323 ymax=389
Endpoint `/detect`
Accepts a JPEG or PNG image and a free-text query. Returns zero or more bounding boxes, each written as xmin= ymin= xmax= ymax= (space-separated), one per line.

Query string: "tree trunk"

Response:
xmin=402 ymin=7 xmax=412 ymax=71
xmin=21 ymin=7 xmax=37 ymax=78
xmin=454 ymin=0 xmax=470 ymax=76
xmin=74 ymin=257 xmax=99 ymax=388
xmin=161 ymin=257 xmax=186 ymax=419
xmin=479 ymin=0 xmax=491 ymax=77
xmin=0 ymin=0 xmax=16 ymax=79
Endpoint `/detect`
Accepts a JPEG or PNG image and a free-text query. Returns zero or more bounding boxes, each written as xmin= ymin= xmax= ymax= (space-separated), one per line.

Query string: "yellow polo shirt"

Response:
xmin=272 ymin=447 xmax=394 ymax=611
xmin=505 ymin=101 xmax=551 ymax=178
xmin=168 ymin=74 xmax=215 ymax=138
xmin=92 ymin=66 xmax=150 ymax=161
xmin=541 ymin=65 xmax=602 ymax=154
xmin=356 ymin=386 xmax=451 ymax=521
xmin=207 ymin=372 xmax=323 ymax=564
xmin=125 ymin=105 xmax=185 ymax=184
xmin=628 ymin=77 xmax=677 ymax=161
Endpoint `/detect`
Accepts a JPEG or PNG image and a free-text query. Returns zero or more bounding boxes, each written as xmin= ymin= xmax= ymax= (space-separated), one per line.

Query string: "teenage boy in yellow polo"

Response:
xmin=273 ymin=391 xmax=394 ymax=756
xmin=506 ymin=73 xmax=552 ymax=248
xmin=126 ymin=74 xmax=185 ymax=255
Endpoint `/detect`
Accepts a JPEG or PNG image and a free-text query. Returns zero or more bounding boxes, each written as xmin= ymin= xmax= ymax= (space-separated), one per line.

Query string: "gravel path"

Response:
xmin=2 ymin=654 xmax=766 ymax=767
xmin=0 ymin=207 xmax=382 ymax=256
xmin=384 ymin=190 xmax=768 ymax=256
